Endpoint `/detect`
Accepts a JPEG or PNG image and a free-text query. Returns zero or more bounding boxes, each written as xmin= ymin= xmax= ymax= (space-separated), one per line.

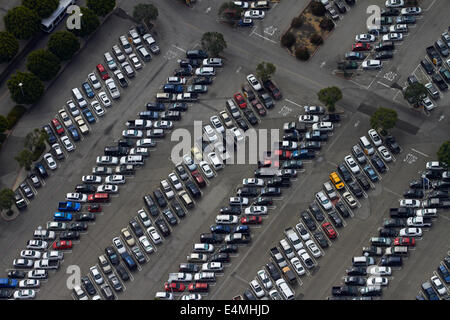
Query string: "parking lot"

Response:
xmin=0 ymin=0 xmax=449 ymax=300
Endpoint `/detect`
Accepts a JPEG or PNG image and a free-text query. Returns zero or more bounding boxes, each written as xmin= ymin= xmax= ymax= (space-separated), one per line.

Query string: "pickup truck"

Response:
xmin=389 ymin=207 xmax=415 ymax=218
xmin=422 ymin=198 xmax=450 ymax=208
xmin=34 ymin=259 xmax=60 ymax=270
xmin=270 ymin=247 xmax=287 ymax=269
xmin=426 ymin=46 xmax=443 ymax=66
xmin=126 ymin=119 xmax=152 ymax=129
xmin=58 ymin=201 xmax=81 ymax=212
xmin=282 ymin=266 xmax=297 ymax=285
xmin=33 ymin=229 xmax=56 ymax=240
xmin=167 ymin=272 xmax=192 ymax=282
xmin=407 ymin=216 xmax=432 ymax=228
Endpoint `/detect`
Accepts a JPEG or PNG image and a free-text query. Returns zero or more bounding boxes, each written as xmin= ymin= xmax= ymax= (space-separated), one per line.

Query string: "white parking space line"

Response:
xmin=411 ymin=148 xmax=430 ymax=158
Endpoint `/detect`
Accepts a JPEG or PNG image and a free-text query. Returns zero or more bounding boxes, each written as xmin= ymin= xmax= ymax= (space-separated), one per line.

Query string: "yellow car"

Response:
xmin=329 ymin=172 xmax=345 ymax=190
xmin=191 ymin=146 xmax=203 ymax=162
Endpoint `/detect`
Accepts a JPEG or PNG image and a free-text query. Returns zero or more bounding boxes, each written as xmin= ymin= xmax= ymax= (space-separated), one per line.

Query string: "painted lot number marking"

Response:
xmin=279 ymin=105 xmax=292 ymax=117
xmin=403 ymin=153 xmax=417 ymax=164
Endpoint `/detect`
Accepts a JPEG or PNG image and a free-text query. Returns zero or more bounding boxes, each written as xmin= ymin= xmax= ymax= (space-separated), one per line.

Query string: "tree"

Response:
xmin=69 ymin=7 xmax=100 ymax=37
xmin=281 ymin=32 xmax=296 ymax=48
xmin=87 ymin=0 xmax=116 ymax=16
xmin=318 ymin=87 xmax=343 ymax=112
xmin=4 ymin=6 xmax=40 ymax=40
xmin=15 ymin=149 xmax=34 ymax=171
xmin=0 ymin=116 xmax=9 ymax=133
xmin=218 ymin=2 xmax=243 ymax=24
xmin=48 ymin=31 xmax=80 ymax=61
xmin=437 ymin=141 xmax=450 ymax=167
xmin=404 ymin=83 xmax=427 ymax=107
xmin=201 ymin=32 xmax=227 ymax=57
xmin=7 ymin=72 xmax=45 ymax=105
xmin=0 ymin=31 xmax=19 ymax=63
xmin=310 ymin=33 xmax=323 ymax=46
xmin=291 ymin=17 xmax=303 ymax=28
xmin=26 ymin=49 xmax=61 ymax=81
xmin=370 ymin=107 xmax=398 ymax=135
xmin=295 ymin=47 xmax=310 ymax=60
xmin=0 ymin=188 xmax=16 ymax=213
xmin=320 ymin=17 xmax=334 ymax=31
xmin=256 ymin=62 xmax=276 ymax=82
xmin=310 ymin=2 xmax=326 ymax=16
xmin=23 ymin=0 xmax=59 ymax=19
xmin=133 ymin=3 xmax=158 ymax=24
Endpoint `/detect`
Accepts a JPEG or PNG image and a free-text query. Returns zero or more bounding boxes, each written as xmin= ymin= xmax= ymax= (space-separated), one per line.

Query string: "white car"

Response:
xmin=26 ymin=240 xmax=48 ymax=250
xmin=366 ymin=276 xmax=388 ymax=286
xmin=27 ymin=270 xmax=48 ymax=279
xmin=233 ymin=1 xmax=249 ymax=8
xmin=58 ymin=109 xmax=72 ymax=127
xmin=147 ymin=226 xmax=162 ymax=244
xmin=13 ymin=289 xmax=35 ymax=299
xmin=105 ymin=78 xmax=120 ymax=99
xmin=42 ymin=251 xmax=64 ymax=260
xmin=299 ymin=115 xmax=320 ymax=124
xmin=244 ymin=10 xmax=265 ymax=19
xmin=161 ymin=180 xmax=174 ymax=199
xmin=231 ymin=127 xmax=244 ymax=142
xmin=383 ymin=33 xmax=403 ymax=41
xmin=201 ymin=262 xmax=223 ymax=272
xmin=290 ymin=257 xmax=306 ymax=276
xmin=183 ymin=154 xmax=196 ymax=171
xmin=215 ymin=215 xmax=239 ymax=224
xmin=385 ymin=0 xmax=404 ymax=8
xmin=399 ymin=227 xmax=422 ymax=237
xmin=431 ymin=275 xmax=447 ymax=296
xmin=401 ymin=6 xmax=421 ymax=15
xmin=415 ymin=208 xmax=437 ymax=218
xmin=43 ymin=153 xmax=57 ymax=170
xmin=378 ymin=146 xmax=392 ymax=162
xmin=421 ymin=97 xmax=435 ymax=111
xmin=315 ymin=191 xmax=332 ymax=211
xmin=344 ymin=155 xmax=360 ymax=174
xmin=61 ymin=135 xmax=74 ymax=152
xmin=46 ymin=222 xmax=67 ymax=231
xmin=362 ymin=60 xmax=382 ymax=70
xmin=139 ymin=236 xmax=154 ymax=254
xmin=91 ymin=100 xmax=105 ymax=117
xmin=400 ymin=199 xmax=421 ymax=208
xmin=246 ymin=74 xmax=262 ymax=91
xmin=129 ymin=53 xmax=142 ymax=70
xmin=367 ymin=266 xmax=392 ymax=276
xmin=311 ymin=121 xmax=333 ymax=131
xmin=390 ymin=24 xmax=408 ymax=33
xmin=90 ymin=266 xmax=104 ymax=285
xmin=257 ymin=269 xmax=273 ymax=289
xmin=195 ymin=67 xmax=215 ymax=76
xmin=88 ymin=72 xmax=101 ymax=90
xmin=137 ymin=138 xmax=156 ymax=148
xmin=200 ymin=161 xmax=214 ymax=178
xmin=20 ymin=250 xmax=41 ymax=260
xmin=122 ymin=129 xmax=143 ymax=138
xmin=343 ymin=191 xmax=357 ymax=208
xmin=97 ymin=184 xmax=118 ymax=193
xmin=181 ymin=294 xmax=202 ymax=300
xmin=193 ymin=243 xmax=215 ymax=253
xmin=168 ymin=173 xmax=183 ymax=190
xmin=368 ymin=129 xmax=382 ymax=147
xmin=82 ymin=175 xmax=102 ymax=184
xmin=426 ymin=161 xmax=444 ymax=170
xmin=355 ymin=34 xmax=376 ymax=42
xmin=19 ymin=279 xmax=40 ymax=289
xmin=98 ymin=91 xmax=112 ymax=107
xmin=13 ymin=259 xmax=34 ymax=268
xmin=244 ymin=206 xmax=268 ymax=215
xmin=243 ymin=178 xmax=264 ymax=187
xmin=250 ymin=279 xmax=265 ymax=298
xmin=112 ymin=237 xmax=126 ymax=254
xmin=295 ymin=223 xmax=310 ymax=241
xmin=129 ymin=28 xmax=141 ymax=45
xmin=210 ymin=116 xmax=225 ymax=133
xmin=305 ymin=240 xmax=321 ymax=258
xmin=67 ymin=99 xmax=80 ymax=117
xmin=203 ymin=125 xmax=218 ymax=143
xmin=229 ymin=197 xmax=249 ymax=206
xmin=66 ymin=193 xmax=87 ymax=202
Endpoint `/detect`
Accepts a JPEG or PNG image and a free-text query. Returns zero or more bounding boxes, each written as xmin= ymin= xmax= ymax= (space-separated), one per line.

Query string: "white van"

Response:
xmin=276 ymin=279 xmax=294 ymax=300
xmin=156 ymin=93 xmax=175 ymax=102
xmin=385 ymin=246 xmax=408 ymax=256
xmin=71 ymin=88 xmax=87 ymax=108
xmin=359 ymin=136 xmax=375 ymax=155
xmin=120 ymin=155 xmax=144 ymax=165
xmin=207 ymin=152 xmax=223 ymax=171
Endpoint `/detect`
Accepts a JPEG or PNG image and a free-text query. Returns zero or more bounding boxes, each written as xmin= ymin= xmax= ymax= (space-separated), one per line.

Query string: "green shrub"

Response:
xmin=320 ymin=17 xmax=335 ymax=31
xmin=310 ymin=33 xmax=323 ymax=45
xmin=6 ymin=105 xmax=27 ymax=129
xmin=281 ymin=32 xmax=296 ymax=48
xmin=291 ymin=17 xmax=303 ymax=28
xmin=295 ymin=47 xmax=310 ymax=60
xmin=310 ymin=2 xmax=326 ymax=16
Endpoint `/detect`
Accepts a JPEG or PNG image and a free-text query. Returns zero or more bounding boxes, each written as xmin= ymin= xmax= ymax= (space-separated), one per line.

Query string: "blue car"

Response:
xmin=82 ymin=82 xmax=95 ymax=99
xmin=53 ymin=212 xmax=73 ymax=221
xmin=67 ymin=125 xmax=80 ymax=142
xmin=233 ymin=225 xmax=250 ymax=234
xmin=238 ymin=18 xmax=254 ymax=27
xmin=363 ymin=165 xmax=379 ymax=182
xmin=210 ymin=225 xmax=231 ymax=234
xmin=438 ymin=264 xmax=450 ymax=284
xmin=292 ymin=149 xmax=315 ymax=160
xmin=42 ymin=125 xmax=57 ymax=144
xmin=35 ymin=162 xmax=48 ymax=179
xmin=58 ymin=201 xmax=81 ymax=212
xmin=163 ymin=84 xmax=184 ymax=93
xmin=138 ymin=111 xmax=159 ymax=120
xmin=82 ymin=109 xmax=96 ymax=123
xmin=0 ymin=278 xmax=18 ymax=288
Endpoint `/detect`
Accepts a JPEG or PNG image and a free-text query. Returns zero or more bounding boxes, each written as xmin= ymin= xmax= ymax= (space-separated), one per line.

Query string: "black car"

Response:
xmin=179 ymin=263 xmax=200 ymax=273
xmin=348 ymin=181 xmax=363 ymax=198
xmin=14 ymin=191 xmax=27 ymax=210
xmin=381 ymin=8 xmax=399 ymax=16
xmin=180 ymin=58 xmax=200 ymax=68
xmin=253 ymin=196 xmax=273 ymax=206
xmin=115 ymin=264 xmax=130 ymax=282
xmin=81 ymin=276 xmax=97 ymax=296
xmin=346 ymin=267 xmax=367 ymax=276
xmin=131 ymin=246 xmax=146 ymax=265
xmin=174 ymin=68 xmax=192 ymax=77
xmin=60 ymin=231 xmax=80 ymax=240
xmin=220 ymin=206 xmax=241 ymax=215
xmin=338 ymin=163 xmax=352 ymax=182
xmin=209 ymin=253 xmax=230 ymax=263
xmin=42 ymin=125 xmax=57 ymax=144
xmin=175 ymin=164 xmax=189 ymax=180
xmin=218 ymin=244 xmax=238 ymax=254
xmin=313 ymin=231 xmax=329 ymax=248
xmin=432 ymin=73 xmax=449 ymax=91
xmin=374 ymin=50 xmax=394 ymax=60
xmin=283 ymin=131 xmax=302 ymax=142
xmin=335 ymin=0 xmax=346 ymax=13
xmin=375 ymin=41 xmax=395 ymax=52
xmin=379 ymin=228 xmax=398 ymax=237
xmin=344 ymin=277 xmax=366 ymax=286
xmin=105 ymin=246 xmax=119 ymax=265
xmin=146 ymin=102 xmax=165 ymax=111
xmin=75 ymin=213 xmax=95 ymax=222
xmin=162 ymin=208 xmax=178 ymax=226
xmin=243 ymin=289 xmax=257 ymax=300
xmin=0 ymin=289 xmax=12 ymax=300
xmin=301 ymin=210 xmax=316 ymax=231
xmin=186 ymin=50 xmax=207 ymax=59
xmin=168 ymin=102 xmax=188 ymax=112
xmin=371 ymin=155 xmax=387 ymax=173
xmin=192 ymin=77 xmax=213 ymax=85
xmin=75 ymin=184 xmax=96 ymax=194
xmin=200 ymin=233 xmax=223 ymax=244
xmin=266 ymin=177 xmax=290 ymax=188
xmin=335 ymin=201 xmax=350 ymax=218
xmin=429 ymin=190 xmax=449 ymax=199
xmin=237 ymin=187 xmax=258 ymax=197
xmin=143 ymin=194 xmax=160 ymax=216
xmin=383 ymin=218 xmax=405 ymax=228
xmin=360 ymin=286 xmax=382 ymax=297
xmin=423 ymin=170 xmax=443 ymax=180
xmin=155 ymin=217 xmax=170 ymax=237
xmin=355 ymin=174 xmax=371 ymax=190
xmin=300 ymin=141 xmax=321 ymax=150
xmin=104 ymin=146 xmax=129 ymax=156
xmin=328 ymin=211 xmax=343 ymax=228
xmin=161 ymin=111 xmax=181 ymax=121
xmin=281 ymin=160 xmax=303 ymax=170
xmin=153 ymin=189 xmax=167 ymax=208
xmin=309 ymin=203 xmax=325 ymax=222
xmin=117 ymin=139 xmax=135 ymax=148
xmin=384 ymin=135 xmax=400 ymax=154
xmin=171 ymin=200 xmax=186 ymax=219
xmin=129 ymin=218 xmax=144 ymax=237
xmin=7 ymin=270 xmax=26 ymax=279
xmin=185 ymin=180 xmax=201 ymax=199
xmin=266 ymin=262 xmax=281 ymax=281
xmin=403 ymin=189 xmax=424 ymax=199
xmin=332 ymin=286 xmax=358 ymax=297
xmin=244 ymin=109 xmax=258 ymax=125
xmin=19 ymin=182 xmax=34 ymax=199
xmin=260 ymin=187 xmax=281 ymax=197
xmin=236 ymin=118 xmax=249 ymax=131
xmin=138 ymin=111 xmax=159 ymax=121
xmin=69 ymin=222 xmax=88 ymax=231
xmin=321 ymin=114 xmax=341 ymax=124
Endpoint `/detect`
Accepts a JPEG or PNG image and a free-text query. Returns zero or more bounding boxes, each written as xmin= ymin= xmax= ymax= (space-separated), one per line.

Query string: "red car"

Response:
xmin=258 ymin=159 xmax=280 ymax=168
xmin=322 ymin=222 xmax=337 ymax=239
xmin=188 ymin=283 xmax=208 ymax=293
xmin=51 ymin=118 xmax=64 ymax=135
xmin=53 ymin=240 xmax=73 ymax=250
xmin=274 ymin=150 xmax=292 ymax=160
xmin=165 ymin=282 xmax=185 ymax=292
xmin=264 ymin=80 xmax=282 ymax=100
xmin=352 ymin=43 xmax=371 ymax=51
xmin=240 ymin=216 xmax=262 ymax=225
xmin=88 ymin=193 xmax=109 ymax=203
xmin=252 ymin=102 xmax=267 ymax=116
xmin=191 ymin=170 xmax=206 ymax=188
xmin=96 ymin=64 xmax=109 ymax=80
xmin=394 ymin=237 xmax=415 ymax=247
xmin=88 ymin=204 xmax=102 ymax=213
xmin=234 ymin=92 xmax=247 ymax=109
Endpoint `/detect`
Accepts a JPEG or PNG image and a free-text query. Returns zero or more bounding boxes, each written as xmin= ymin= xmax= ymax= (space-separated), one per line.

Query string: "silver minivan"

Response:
xmin=359 ymin=136 xmax=375 ymax=155
xmin=71 ymin=88 xmax=87 ymax=108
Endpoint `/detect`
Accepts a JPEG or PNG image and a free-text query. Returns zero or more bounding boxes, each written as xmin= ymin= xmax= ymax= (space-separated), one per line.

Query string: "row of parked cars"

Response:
xmin=321 ymin=0 xmax=356 ymax=22
xmin=417 ymin=254 xmax=450 ymax=300
xmin=1 ymin=25 xmax=160 ymax=300
xmin=331 ymin=161 xmax=449 ymax=299
xmin=342 ymin=2 xmax=422 ymax=71
xmin=233 ymin=1 xmax=274 ymax=28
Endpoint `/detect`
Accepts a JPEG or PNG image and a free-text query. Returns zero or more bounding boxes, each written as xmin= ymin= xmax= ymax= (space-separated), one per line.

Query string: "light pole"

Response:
xmin=18 ymin=82 xmax=24 ymax=97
